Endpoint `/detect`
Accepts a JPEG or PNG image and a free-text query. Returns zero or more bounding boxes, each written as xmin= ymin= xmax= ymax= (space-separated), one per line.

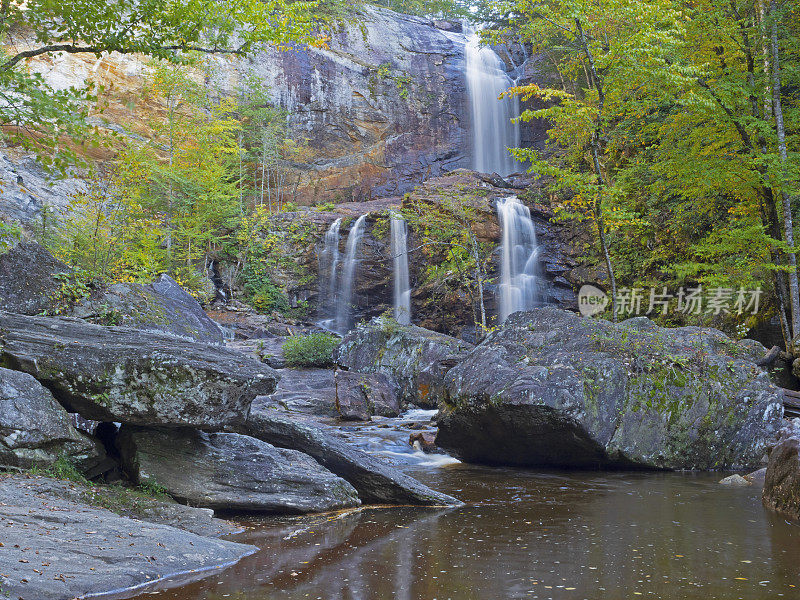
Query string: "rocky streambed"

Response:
xmin=3 ymin=242 xmax=800 ymax=599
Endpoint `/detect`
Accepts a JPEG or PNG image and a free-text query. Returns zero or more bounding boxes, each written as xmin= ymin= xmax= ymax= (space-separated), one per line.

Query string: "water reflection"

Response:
xmin=130 ymin=466 xmax=800 ymax=600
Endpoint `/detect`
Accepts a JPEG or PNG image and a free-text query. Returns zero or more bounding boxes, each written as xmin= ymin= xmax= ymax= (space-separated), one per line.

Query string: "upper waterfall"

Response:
xmin=464 ymin=26 xmax=521 ymax=176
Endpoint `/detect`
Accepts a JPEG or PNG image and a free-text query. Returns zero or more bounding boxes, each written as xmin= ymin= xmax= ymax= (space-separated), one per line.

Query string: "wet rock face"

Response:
xmin=0 ymin=242 xmax=70 ymax=315
xmin=436 ymin=307 xmax=784 ymax=470
xmin=334 ymin=316 xmax=473 ymax=408
xmin=0 ymin=312 xmax=277 ymax=429
xmin=0 ymin=367 xmax=104 ymax=471
xmin=762 ymin=421 xmax=800 ymax=521
xmin=118 ymin=427 xmax=361 ymax=514
xmin=222 ymin=6 xmax=469 ymax=204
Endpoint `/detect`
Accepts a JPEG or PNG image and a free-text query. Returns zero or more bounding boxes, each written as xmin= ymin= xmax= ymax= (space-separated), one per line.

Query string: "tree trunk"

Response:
xmin=468 ymin=230 xmax=487 ymax=337
xmin=575 ymin=17 xmax=618 ymax=320
xmin=770 ymin=0 xmax=799 ymax=339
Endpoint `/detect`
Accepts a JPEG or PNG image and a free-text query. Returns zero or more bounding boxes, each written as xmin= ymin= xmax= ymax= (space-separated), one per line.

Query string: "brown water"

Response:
xmin=128 ymin=464 xmax=800 ymax=600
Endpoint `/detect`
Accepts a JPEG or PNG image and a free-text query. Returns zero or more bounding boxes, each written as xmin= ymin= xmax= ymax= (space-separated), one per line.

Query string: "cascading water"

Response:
xmin=317 ymin=217 xmax=342 ymax=325
xmin=497 ymin=196 xmax=543 ymax=322
xmin=390 ymin=215 xmax=412 ymax=325
xmin=464 ymin=26 xmax=521 ymax=176
xmin=335 ymin=215 xmax=366 ymax=334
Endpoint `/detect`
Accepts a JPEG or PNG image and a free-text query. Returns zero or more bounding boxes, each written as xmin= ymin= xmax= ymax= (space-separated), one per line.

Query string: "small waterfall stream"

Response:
xmin=318 ymin=217 xmax=342 ymax=324
xmin=497 ymin=196 xmax=543 ymax=322
xmin=390 ymin=215 xmax=412 ymax=325
xmin=464 ymin=26 xmax=521 ymax=176
xmin=335 ymin=214 xmax=366 ymax=334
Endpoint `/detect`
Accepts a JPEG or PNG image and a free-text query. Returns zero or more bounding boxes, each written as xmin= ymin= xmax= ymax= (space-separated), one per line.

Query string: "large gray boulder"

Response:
xmin=73 ymin=274 xmax=224 ymax=344
xmin=244 ymin=407 xmax=460 ymax=506
xmin=0 ymin=367 xmax=104 ymax=471
xmin=762 ymin=420 xmax=800 ymax=521
xmin=334 ymin=369 xmax=401 ymax=420
xmin=118 ymin=427 xmax=361 ymax=514
xmin=334 ymin=316 xmax=473 ymax=408
xmin=0 ymin=473 xmax=255 ymax=600
xmin=0 ymin=312 xmax=277 ymax=428
xmin=436 ymin=308 xmax=783 ymax=470
xmin=0 ymin=242 xmax=70 ymax=315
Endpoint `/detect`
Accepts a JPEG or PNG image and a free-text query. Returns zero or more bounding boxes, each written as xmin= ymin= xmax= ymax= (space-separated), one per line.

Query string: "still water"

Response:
xmin=129 ymin=415 xmax=800 ymax=600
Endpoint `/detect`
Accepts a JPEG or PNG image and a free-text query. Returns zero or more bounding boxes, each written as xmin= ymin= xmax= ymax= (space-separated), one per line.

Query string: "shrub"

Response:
xmin=282 ymin=332 xmax=339 ymax=367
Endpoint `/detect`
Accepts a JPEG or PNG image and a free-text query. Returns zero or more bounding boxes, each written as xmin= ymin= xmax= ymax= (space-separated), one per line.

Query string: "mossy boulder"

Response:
xmin=334 ymin=316 xmax=473 ymax=408
xmin=0 ymin=312 xmax=277 ymax=429
xmin=436 ymin=307 xmax=783 ymax=470
xmin=73 ymin=274 xmax=224 ymax=344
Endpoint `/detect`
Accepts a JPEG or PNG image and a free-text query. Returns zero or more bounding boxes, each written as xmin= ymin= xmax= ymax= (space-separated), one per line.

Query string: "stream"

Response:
xmin=128 ymin=411 xmax=800 ymax=600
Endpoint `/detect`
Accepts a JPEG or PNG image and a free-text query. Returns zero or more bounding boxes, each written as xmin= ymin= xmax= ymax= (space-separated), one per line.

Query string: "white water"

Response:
xmin=497 ymin=196 xmax=543 ymax=322
xmin=390 ymin=215 xmax=412 ymax=325
xmin=337 ymin=409 xmax=460 ymax=468
xmin=464 ymin=27 xmax=521 ymax=176
xmin=317 ymin=217 xmax=342 ymax=324
xmin=335 ymin=215 xmax=367 ymax=334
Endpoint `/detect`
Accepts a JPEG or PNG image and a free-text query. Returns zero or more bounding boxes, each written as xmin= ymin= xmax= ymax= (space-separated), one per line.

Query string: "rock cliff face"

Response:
xmin=219 ymin=6 xmax=470 ymax=204
xmin=4 ymin=7 xmax=470 ymax=223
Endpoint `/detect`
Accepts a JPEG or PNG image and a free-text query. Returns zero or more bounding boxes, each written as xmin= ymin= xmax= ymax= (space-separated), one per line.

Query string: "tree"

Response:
xmin=0 ymin=0 xmax=322 ymax=171
xmin=504 ymin=0 xmax=799 ymax=341
xmin=402 ymin=185 xmax=494 ymax=337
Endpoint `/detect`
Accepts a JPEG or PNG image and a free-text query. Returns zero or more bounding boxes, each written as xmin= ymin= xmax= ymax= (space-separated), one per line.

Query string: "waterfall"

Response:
xmin=318 ymin=217 xmax=342 ymax=323
xmin=497 ymin=196 xmax=543 ymax=322
xmin=464 ymin=27 xmax=521 ymax=176
xmin=335 ymin=215 xmax=366 ymax=334
xmin=390 ymin=215 xmax=412 ymax=325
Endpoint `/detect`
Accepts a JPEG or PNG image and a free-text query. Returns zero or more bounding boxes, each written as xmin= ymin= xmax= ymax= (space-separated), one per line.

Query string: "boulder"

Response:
xmin=0 ymin=312 xmax=277 ymax=428
xmin=0 ymin=473 xmax=256 ymax=600
xmin=0 ymin=242 xmax=70 ymax=315
xmin=334 ymin=316 xmax=473 ymax=408
xmin=436 ymin=308 xmax=784 ymax=470
xmin=719 ymin=474 xmax=751 ymax=486
xmin=254 ymin=368 xmax=339 ymax=417
xmin=244 ymin=409 xmax=460 ymax=506
xmin=0 ymin=367 xmax=104 ymax=471
xmin=118 ymin=427 xmax=361 ymax=514
xmin=762 ymin=421 xmax=800 ymax=521
xmin=335 ymin=369 xmax=401 ymax=421
xmin=73 ymin=274 xmax=224 ymax=344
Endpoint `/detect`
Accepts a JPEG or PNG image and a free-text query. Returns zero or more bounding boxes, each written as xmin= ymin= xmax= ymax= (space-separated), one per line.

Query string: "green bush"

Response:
xmin=282 ymin=332 xmax=339 ymax=367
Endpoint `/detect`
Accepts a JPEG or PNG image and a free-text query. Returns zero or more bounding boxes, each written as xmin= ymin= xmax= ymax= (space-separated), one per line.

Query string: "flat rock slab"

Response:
xmin=0 ymin=312 xmax=278 ymax=428
xmin=0 ymin=474 xmax=255 ymax=600
xmin=244 ymin=409 xmax=460 ymax=506
xmin=119 ymin=427 xmax=361 ymax=514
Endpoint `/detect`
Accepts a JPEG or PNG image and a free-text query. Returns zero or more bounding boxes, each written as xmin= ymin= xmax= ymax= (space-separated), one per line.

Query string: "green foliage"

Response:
xmin=0 ymin=0 xmax=325 ymax=171
xmin=503 ymin=0 xmax=800 ymax=333
xmin=30 ymin=455 xmax=87 ymax=484
xmin=282 ymin=332 xmax=340 ymax=367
